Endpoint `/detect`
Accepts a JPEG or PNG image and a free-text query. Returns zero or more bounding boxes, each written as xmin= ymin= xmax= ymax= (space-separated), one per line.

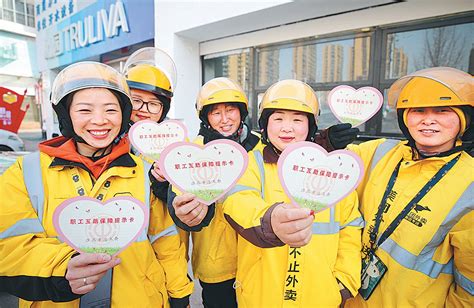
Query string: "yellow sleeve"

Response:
xmin=446 ymin=210 xmax=474 ymax=306
xmin=222 ymin=151 xmax=283 ymax=248
xmin=148 ymin=195 xmax=193 ymax=299
xmin=333 ymin=192 xmax=363 ymax=297
xmin=0 ymin=157 xmax=76 ymax=301
xmin=347 ymin=138 xmax=386 ymax=199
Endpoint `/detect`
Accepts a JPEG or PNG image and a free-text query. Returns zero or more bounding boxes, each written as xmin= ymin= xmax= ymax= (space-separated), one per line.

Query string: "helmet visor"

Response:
xmin=122 ymin=47 xmax=177 ymax=92
xmin=388 ymin=67 xmax=474 ymax=108
xmin=51 ymin=61 xmax=130 ymax=106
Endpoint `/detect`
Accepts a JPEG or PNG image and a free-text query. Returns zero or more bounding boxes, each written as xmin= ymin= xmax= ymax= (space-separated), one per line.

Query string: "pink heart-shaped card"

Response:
xmin=158 ymin=140 xmax=248 ymax=205
xmin=278 ymin=142 xmax=364 ymax=213
xmin=327 ymin=85 xmax=383 ymax=127
xmin=129 ymin=119 xmax=187 ymax=160
xmin=53 ymin=196 xmax=148 ymax=256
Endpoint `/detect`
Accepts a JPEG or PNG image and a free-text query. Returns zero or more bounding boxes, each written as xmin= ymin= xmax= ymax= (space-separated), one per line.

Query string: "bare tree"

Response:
xmin=415 ymin=26 xmax=466 ymax=70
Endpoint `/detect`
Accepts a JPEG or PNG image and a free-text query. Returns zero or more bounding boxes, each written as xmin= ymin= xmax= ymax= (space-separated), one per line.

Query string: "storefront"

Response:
xmin=0 ymin=0 xmax=40 ymax=134
xmin=156 ymin=0 xmax=473 ymax=139
xmin=36 ymin=0 xmax=155 ymax=138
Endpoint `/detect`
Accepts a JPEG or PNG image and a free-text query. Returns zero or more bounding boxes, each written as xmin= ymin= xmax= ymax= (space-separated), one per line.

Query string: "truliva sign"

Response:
xmin=36 ymin=0 xmax=154 ymax=70
xmin=46 ymin=1 xmax=128 ymax=59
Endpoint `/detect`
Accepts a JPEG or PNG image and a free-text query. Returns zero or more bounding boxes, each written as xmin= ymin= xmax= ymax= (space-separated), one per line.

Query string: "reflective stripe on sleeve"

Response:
xmin=148 ymin=224 xmax=178 ymax=244
xmin=225 ymin=185 xmax=260 ymax=199
xmin=253 ymin=151 xmax=265 ymax=199
xmin=22 ymin=152 xmax=45 ymax=224
xmin=454 ymin=266 xmax=474 ymax=295
xmin=340 ymin=217 xmax=365 ymax=229
xmin=379 ymin=181 xmax=473 ymax=279
xmin=0 ymin=218 xmax=44 ymax=239
xmin=369 ymin=139 xmax=399 ymax=173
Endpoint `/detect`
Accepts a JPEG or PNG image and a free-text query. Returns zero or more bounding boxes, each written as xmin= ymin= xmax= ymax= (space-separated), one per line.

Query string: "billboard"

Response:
xmin=36 ymin=0 xmax=154 ymax=70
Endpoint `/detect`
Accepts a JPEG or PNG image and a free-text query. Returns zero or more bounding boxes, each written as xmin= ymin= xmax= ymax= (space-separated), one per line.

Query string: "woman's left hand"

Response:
xmin=151 ymin=162 xmax=166 ymax=182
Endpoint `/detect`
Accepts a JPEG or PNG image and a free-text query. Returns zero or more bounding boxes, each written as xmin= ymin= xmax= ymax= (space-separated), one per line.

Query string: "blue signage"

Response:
xmin=38 ymin=0 xmax=154 ymax=69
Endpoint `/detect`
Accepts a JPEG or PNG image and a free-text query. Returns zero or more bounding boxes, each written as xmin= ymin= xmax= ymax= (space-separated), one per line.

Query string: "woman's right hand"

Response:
xmin=172 ymin=193 xmax=208 ymax=227
xmin=66 ymin=253 xmax=121 ymax=294
xmin=270 ymin=203 xmax=314 ymax=247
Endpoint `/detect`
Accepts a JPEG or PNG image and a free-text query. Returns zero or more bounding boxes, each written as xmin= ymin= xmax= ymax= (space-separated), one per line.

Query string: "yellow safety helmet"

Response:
xmin=123 ymin=47 xmax=177 ymax=97
xmin=51 ymin=61 xmax=132 ymax=140
xmin=126 ymin=64 xmax=173 ymax=98
xmin=258 ymin=79 xmax=319 ymax=142
xmin=258 ymin=79 xmax=319 ymax=121
xmin=122 ymin=47 xmax=177 ymax=121
xmin=196 ymin=77 xmax=248 ymax=122
xmin=388 ymin=66 xmax=473 ymax=109
xmin=388 ymin=67 xmax=473 ymax=138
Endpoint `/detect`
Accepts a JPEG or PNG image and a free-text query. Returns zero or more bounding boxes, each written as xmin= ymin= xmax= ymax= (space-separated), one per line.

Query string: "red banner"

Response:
xmin=0 ymin=87 xmax=29 ymax=134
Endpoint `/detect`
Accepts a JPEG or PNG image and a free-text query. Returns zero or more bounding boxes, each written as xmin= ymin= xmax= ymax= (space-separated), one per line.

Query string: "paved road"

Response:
xmin=0 ymin=293 xmax=17 ymax=308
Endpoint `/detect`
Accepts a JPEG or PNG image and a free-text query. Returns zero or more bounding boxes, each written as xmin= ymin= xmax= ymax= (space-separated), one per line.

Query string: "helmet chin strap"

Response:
xmin=199 ymin=121 xmax=244 ymax=143
xmin=410 ymin=139 xmax=469 ymax=159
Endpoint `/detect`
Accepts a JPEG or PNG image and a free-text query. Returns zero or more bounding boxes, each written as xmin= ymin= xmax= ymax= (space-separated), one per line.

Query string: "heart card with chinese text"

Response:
xmin=129 ymin=119 xmax=187 ymax=161
xmin=327 ymin=85 xmax=383 ymax=127
xmin=278 ymin=142 xmax=364 ymax=213
xmin=158 ymin=140 xmax=248 ymax=205
xmin=53 ymin=196 xmax=148 ymax=256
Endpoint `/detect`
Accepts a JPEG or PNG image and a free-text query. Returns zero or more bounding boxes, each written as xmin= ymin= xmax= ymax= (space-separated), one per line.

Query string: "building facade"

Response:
xmin=0 ymin=0 xmax=40 ymax=134
xmin=35 ymin=0 xmax=155 ymax=138
xmin=156 ymin=0 xmax=473 ymax=139
xmin=34 ymin=0 xmax=473 ymax=140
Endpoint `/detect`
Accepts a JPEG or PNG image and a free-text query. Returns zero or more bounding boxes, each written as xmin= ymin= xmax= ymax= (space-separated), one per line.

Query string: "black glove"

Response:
xmin=327 ymin=123 xmax=359 ymax=149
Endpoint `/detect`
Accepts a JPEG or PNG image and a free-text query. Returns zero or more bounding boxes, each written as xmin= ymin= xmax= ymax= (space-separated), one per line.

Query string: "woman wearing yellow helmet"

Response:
xmin=168 ymin=77 xmax=361 ymax=307
xmin=122 ymin=47 xmax=179 ymax=202
xmin=167 ymin=77 xmax=262 ymax=308
xmin=217 ymin=79 xmax=362 ymax=307
xmin=123 ymin=47 xmax=177 ymax=125
xmin=346 ymin=67 xmax=473 ymax=307
xmin=0 ymin=62 xmax=193 ymax=307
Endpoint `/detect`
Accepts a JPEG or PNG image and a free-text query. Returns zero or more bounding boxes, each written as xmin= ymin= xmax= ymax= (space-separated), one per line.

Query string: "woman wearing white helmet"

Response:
xmin=0 ymin=62 xmax=193 ymax=307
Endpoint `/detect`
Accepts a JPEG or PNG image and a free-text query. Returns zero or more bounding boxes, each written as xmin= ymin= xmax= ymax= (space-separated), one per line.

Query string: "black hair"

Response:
xmin=258 ymin=109 xmax=318 ymax=145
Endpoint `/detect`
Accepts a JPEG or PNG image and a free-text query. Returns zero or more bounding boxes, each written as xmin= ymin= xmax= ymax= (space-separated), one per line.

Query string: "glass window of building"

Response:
xmin=257 ymin=35 xmax=371 ymax=87
xmin=316 ymin=36 xmax=371 ymax=83
xmin=384 ymin=22 xmax=474 ymax=80
xmin=380 ymin=18 xmax=473 ymax=135
xmin=0 ymin=0 xmax=35 ymax=26
xmin=203 ymin=13 xmax=472 ymax=138
xmin=380 ymin=88 xmax=402 ymax=135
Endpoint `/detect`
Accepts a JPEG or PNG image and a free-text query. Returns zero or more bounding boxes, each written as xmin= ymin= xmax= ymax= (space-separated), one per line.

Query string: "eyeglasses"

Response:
xmin=131 ymin=97 xmax=163 ymax=114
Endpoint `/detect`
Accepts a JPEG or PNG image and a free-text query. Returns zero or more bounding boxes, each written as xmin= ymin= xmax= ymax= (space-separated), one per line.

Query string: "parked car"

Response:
xmin=0 ymin=129 xmax=25 ymax=151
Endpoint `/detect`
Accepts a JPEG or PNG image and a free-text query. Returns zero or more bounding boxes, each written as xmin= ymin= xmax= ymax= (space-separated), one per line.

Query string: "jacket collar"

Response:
xmin=39 ymin=136 xmax=135 ymax=178
xmin=263 ymin=144 xmax=280 ymax=164
xmin=399 ymin=141 xmax=463 ymax=163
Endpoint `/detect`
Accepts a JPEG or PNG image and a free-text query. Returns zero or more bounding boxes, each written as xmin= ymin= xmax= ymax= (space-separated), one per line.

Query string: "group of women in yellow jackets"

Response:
xmin=0 ymin=43 xmax=472 ymax=308
xmin=169 ymin=66 xmax=473 ymax=307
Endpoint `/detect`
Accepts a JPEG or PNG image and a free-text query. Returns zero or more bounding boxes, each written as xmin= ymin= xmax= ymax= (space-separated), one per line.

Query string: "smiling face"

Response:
xmin=69 ymin=88 xmax=122 ymax=156
xmin=130 ymin=89 xmax=164 ymax=123
xmin=406 ymin=106 xmax=461 ymax=154
xmin=207 ymin=103 xmax=242 ymax=136
xmin=267 ymin=109 xmax=309 ymax=152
